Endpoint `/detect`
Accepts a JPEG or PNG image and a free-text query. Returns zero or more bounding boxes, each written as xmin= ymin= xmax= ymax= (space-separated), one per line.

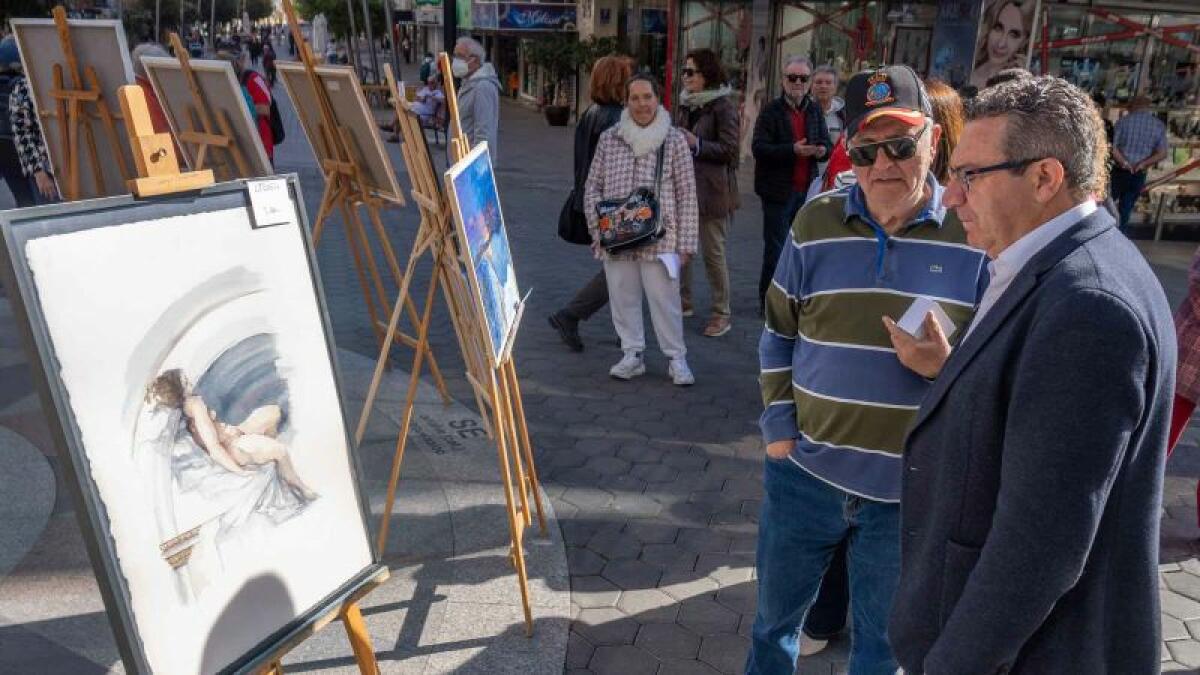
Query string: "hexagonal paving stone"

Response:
xmin=587 ymin=455 xmax=633 ymax=476
xmin=658 ymin=659 xmax=722 ymax=675
xmin=612 ymin=492 xmax=663 ymax=518
xmin=660 ymin=570 xmax=720 ymax=602
xmin=699 ymin=633 xmax=751 ymax=674
xmin=677 ymin=528 xmax=732 ymax=554
xmin=640 ymin=543 xmax=698 ymax=570
xmin=634 ymin=622 xmax=702 ymax=660
xmin=625 ymin=522 xmax=680 ymax=544
xmin=587 ymin=529 xmax=643 ymax=561
xmin=616 ymin=588 xmax=680 ymax=623
xmin=567 ymin=546 xmax=607 ymax=576
xmin=566 ymin=630 xmax=596 ymax=668
xmin=1167 ymin=638 xmax=1200 ymax=669
xmin=678 ymin=596 xmax=741 ymax=635
xmin=716 ymin=582 xmax=758 ymax=615
xmin=561 ymin=486 xmax=614 ymax=510
xmin=1162 ymin=588 xmax=1200 ymax=621
xmin=601 ymin=558 xmax=663 ymax=590
xmin=572 ymin=575 xmax=622 ymax=608
xmin=631 ymin=463 xmax=679 ymax=483
xmin=573 ymin=607 xmax=639 ymax=646
xmin=618 ymin=443 xmax=666 ymax=464
xmin=575 ymin=437 xmax=623 ymax=457
xmin=1164 ymin=615 xmax=1189 ymax=642
xmin=589 ymin=645 xmax=659 ymax=675
xmin=557 ymin=467 xmax=607 ymax=488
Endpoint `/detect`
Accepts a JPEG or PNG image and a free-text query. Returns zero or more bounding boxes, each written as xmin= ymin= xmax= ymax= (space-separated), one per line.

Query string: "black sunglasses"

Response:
xmin=785 ymin=73 xmax=810 ymax=84
xmin=847 ymin=124 xmax=928 ymax=166
xmin=682 ymin=67 xmax=697 ymax=77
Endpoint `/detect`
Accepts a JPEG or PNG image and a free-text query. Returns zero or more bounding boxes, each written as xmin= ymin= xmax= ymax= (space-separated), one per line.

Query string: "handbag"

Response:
xmin=595 ymin=144 xmax=667 ymax=254
xmin=557 ymin=189 xmax=591 ymax=245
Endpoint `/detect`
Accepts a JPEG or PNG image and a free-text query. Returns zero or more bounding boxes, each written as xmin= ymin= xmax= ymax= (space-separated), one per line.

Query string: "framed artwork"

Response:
xmin=140 ymin=55 xmax=273 ymax=178
xmin=275 ymin=62 xmax=404 ymax=204
xmin=969 ymin=0 xmax=1042 ymax=89
xmin=0 ymin=177 xmax=379 ymax=674
xmin=444 ymin=142 xmax=522 ymax=367
xmin=928 ymin=0 xmax=984 ymax=89
xmin=892 ymin=26 xmax=932 ymax=76
xmin=10 ymin=17 xmax=137 ymax=199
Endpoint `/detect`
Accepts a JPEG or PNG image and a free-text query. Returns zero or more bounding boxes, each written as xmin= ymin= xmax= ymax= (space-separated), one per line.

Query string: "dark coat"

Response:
xmin=674 ymin=94 xmax=740 ymax=218
xmin=571 ymin=103 xmax=622 ymax=212
xmin=889 ymin=209 xmax=1176 ymax=675
xmin=751 ymin=93 xmax=831 ymax=203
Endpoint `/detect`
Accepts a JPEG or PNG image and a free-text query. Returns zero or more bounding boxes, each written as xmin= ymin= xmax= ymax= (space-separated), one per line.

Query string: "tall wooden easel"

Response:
xmin=117 ymin=83 xmax=388 ymax=674
xmin=46 ymin=5 xmax=133 ymax=200
xmin=355 ymin=56 xmax=546 ymax=635
xmin=280 ymin=0 xmax=449 ymax=401
xmin=162 ymin=31 xmax=254 ymax=181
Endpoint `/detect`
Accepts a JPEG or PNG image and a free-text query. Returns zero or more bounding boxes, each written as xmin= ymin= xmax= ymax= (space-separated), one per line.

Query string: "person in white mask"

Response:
xmin=452 ymin=37 xmax=501 ymax=161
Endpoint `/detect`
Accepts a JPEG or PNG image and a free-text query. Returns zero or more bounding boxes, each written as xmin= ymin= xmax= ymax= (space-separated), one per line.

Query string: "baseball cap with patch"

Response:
xmin=844 ymin=65 xmax=932 ymax=139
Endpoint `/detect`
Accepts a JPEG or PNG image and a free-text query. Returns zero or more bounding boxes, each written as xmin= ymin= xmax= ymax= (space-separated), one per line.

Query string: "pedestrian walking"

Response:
xmin=3 ymin=37 xmax=57 ymax=207
xmin=548 ymin=55 xmax=634 ymax=352
xmin=751 ymin=56 xmax=831 ymax=311
xmin=419 ymin=53 xmax=435 ymax=85
xmin=452 ymin=37 xmax=501 ymax=160
xmin=749 ymin=66 xmax=987 ymax=675
xmin=1110 ymin=95 xmax=1168 ymax=229
xmin=674 ymin=48 xmax=739 ymax=337
xmin=262 ymin=42 xmax=277 ymax=87
xmin=220 ymin=50 xmax=274 ymax=163
xmin=0 ymin=36 xmax=36 ymax=208
xmin=583 ymin=74 xmax=698 ymax=385
xmin=888 ymin=74 xmax=1175 ymax=675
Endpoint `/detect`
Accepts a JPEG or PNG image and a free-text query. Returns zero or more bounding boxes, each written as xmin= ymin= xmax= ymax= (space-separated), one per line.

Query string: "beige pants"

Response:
xmin=603 ymin=258 xmax=686 ymax=359
xmin=680 ymin=215 xmax=731 ymax=319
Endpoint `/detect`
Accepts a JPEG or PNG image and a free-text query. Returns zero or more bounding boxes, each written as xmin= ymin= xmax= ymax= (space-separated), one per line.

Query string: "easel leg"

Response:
xmin=311 ymin=180 xmax=340 ymax=244
xmin=505 ymin=360 xmax=547 ymax=534
xmin=341 ymin=602 xmax=380 ymax=675
xmin=347 ymin=204 xmax=395 ymax=333
xmin=262 ymin=660 xmax=284 ymax=675
xmin=487 ymin=370 xmax=534 ymax=636
xmin=498 ymin=368 xmax=533 ymax=528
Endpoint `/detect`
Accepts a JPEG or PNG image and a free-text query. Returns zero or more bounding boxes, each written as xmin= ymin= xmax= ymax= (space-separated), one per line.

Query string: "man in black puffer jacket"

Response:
xmin=752 ymin=56 xmax=831 ymax=309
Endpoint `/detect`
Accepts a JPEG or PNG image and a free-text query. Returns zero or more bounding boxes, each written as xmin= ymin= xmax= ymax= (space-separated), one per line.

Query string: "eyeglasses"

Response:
xmin=681 ymin=68 xmax=696 ymax=77
xmin=847 ymin=124 xmax=928 ymax=166
xmin=785 ymin=73 xmax=810 ymax=84
xmin=948 ymin=158 xmax=1043 ymax=193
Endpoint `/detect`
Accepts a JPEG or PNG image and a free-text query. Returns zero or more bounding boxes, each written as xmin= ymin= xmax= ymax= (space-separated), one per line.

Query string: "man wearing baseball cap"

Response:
xmin=748 ymin=65 xmax=988 ymax=674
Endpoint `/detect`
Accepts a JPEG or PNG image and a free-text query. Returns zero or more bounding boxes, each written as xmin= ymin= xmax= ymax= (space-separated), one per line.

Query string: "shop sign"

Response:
xmin=498 ymin=3 xmax=577 ymax=31
xmin=415 ymin=4 xmax=443 ymax=24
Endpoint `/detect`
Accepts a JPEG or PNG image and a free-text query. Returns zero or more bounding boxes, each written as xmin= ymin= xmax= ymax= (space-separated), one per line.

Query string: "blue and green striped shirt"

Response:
xmin=759 ymin=178 xmax=988 ymax=502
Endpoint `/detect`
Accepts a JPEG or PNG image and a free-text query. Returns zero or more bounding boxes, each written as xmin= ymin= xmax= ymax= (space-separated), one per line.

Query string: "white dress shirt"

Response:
xmin=962 ymin=200 xmax=1097 ymax=341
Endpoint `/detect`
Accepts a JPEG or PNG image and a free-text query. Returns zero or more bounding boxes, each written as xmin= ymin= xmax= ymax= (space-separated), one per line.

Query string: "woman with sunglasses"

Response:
xmin=751 ymin=56 xmax=832 ymax=312
xmin=675 ymin=48 xmax=740 ymax=337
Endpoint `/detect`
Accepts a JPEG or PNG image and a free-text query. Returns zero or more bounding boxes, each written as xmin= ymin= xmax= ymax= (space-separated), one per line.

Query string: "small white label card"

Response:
xmin=247 ymin=178 xmax=295 ymax=229
xmin=897 ymin=296 xmax=957 ymax=340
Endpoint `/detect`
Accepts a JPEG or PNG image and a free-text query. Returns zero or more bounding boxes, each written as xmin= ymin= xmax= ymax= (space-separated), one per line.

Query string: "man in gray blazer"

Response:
xmin=885 ymin=76 xmax=1176 ymax=673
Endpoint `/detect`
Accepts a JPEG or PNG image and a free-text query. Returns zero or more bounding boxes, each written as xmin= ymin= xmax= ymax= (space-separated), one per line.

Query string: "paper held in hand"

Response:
xmin=897 ymin=296 xmax=957 ymax=340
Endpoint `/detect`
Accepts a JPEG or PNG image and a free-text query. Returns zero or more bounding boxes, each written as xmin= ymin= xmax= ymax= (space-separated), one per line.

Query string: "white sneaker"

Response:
xmin=668 ymin=358 xmax=695 ymax=386
xmin=798 ymin=632 xmax=829 ymax=657
xmin=609 ymin=352 xmax=646 ymax=380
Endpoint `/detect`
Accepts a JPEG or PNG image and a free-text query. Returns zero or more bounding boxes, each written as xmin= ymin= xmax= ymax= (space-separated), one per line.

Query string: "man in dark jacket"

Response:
xmin=751 ymin=56 xmax=831 ymax=309
xmin=887 ymin=75 xmax=1175 ymax=674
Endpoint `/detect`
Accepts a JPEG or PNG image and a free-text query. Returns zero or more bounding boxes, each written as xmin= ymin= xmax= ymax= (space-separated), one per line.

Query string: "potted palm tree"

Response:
xmin=522 ymin=34 xmax=579 ymax=126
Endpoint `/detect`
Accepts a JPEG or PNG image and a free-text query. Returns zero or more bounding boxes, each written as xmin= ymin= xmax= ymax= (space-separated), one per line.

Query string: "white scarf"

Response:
xmin=617 ymin=106 xmax=671 ymax=158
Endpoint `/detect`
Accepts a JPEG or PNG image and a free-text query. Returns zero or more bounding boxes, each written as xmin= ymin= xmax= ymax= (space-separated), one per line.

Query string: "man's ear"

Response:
xmin=1031 ymin=158 xmax=1067 ymax=203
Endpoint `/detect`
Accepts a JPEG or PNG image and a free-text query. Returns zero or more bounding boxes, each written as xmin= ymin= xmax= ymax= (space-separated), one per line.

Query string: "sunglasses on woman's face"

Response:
xmin=847 ymin=124 xmax=929 ymax=167
xmin=785 ymin=73 xmax=810 ymax=84
xmin=682 ymin=68 xmax=696 ymax=77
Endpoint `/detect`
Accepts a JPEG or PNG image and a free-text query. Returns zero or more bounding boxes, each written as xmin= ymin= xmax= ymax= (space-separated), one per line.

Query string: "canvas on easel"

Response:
xmin=11 ymin=9 xmax=136 ymax=200
xmin=0 ymin=86 xmax=387 ymax=675
xmin=140 ymin=52 xmax=272 ymax=179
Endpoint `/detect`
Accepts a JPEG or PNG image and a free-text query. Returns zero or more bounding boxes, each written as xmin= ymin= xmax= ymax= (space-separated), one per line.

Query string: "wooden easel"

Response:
xmin=355 ymin=55 xmax=546 ymax=635
xmin=45 ymin=5 xmax=133 ymax=200
xmin=280 ymin=0 xmax=450 ymax=401
xmin=162 ymin=31 xmax=254 ymax=181
xmin=117 ymin=83 xmax=387 ymax=674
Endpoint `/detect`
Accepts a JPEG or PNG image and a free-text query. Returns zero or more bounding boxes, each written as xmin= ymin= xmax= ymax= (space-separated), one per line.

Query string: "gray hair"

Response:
xmin=131 ymin=42 xmax=169 ymax=79
xmin=783 ymin=55 xmax=812 ymax=72
xmin=967 ymin=75 xmax=1108 ymax=200
xmin=813 ymin=64 xmax=838 ymax=83
xmin=455 ymin=37 xmax=485 ymax=62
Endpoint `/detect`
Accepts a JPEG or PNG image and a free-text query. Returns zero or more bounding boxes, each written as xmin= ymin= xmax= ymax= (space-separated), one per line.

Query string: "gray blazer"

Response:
xmin=888 ymin=209 xmax=1176 ymax=674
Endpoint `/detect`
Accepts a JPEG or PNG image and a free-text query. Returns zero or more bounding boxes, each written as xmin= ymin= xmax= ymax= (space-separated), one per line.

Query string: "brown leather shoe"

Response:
xmin=703 ymin=315 xmax=731 ymax=337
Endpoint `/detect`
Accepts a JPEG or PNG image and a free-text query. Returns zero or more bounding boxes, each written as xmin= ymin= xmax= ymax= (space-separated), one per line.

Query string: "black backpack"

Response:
xmin=242 ymin=70 xmax=285 ymax=145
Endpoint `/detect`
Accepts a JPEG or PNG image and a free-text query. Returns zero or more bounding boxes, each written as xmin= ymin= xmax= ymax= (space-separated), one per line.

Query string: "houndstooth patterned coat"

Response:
xmin=583 ymin=124 xmax=699 ymax=263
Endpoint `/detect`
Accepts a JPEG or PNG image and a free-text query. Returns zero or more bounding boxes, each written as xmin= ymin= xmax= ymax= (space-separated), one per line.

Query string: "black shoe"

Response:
xmin=548 ymin=312 xmax=583 ymax=352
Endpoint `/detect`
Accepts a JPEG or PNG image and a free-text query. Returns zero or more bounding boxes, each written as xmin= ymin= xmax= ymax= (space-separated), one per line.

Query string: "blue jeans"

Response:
xmin=1111 ymin=167 xmax=1147 ymax=229
xmin=758 ymin=192 xmax=807 ymax=307
xmin=745 ymin=458 xmax=900 ymax=675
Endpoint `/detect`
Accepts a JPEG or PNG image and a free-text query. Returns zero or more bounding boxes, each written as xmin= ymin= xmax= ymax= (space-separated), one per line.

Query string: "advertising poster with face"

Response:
xmin=969 ymin=0 xmax=1042 ymax=89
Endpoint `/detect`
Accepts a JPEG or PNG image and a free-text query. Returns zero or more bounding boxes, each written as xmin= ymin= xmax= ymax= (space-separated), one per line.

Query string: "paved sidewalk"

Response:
xmin=2 ymin=49 xmax=1200 ymax=673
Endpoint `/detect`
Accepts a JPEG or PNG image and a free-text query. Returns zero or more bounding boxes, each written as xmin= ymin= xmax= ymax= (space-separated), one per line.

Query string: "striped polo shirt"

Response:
xmin=759 ymin=178 xmax=988 ymax=502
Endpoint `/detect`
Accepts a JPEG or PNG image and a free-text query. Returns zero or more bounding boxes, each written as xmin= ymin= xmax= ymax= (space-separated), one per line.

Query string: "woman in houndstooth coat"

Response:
xmin=584 ymin=73 xmax=699 ymax=385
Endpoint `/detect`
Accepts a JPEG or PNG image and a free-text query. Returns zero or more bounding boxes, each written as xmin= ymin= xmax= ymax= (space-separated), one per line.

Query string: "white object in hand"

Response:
xmin=897 ymin=296 xmax=956 ymax=340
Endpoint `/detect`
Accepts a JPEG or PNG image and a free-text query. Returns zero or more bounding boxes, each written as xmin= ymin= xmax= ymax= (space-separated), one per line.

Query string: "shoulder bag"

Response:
xmin=595 ymin=144 xmax=666 ymax=254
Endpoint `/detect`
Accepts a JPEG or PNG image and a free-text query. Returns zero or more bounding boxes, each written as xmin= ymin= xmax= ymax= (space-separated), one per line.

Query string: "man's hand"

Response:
xmin=681 ymin=129 xmax=699 ymax=150
xmin=766 ymin=439 xmax=794 ymax=459
xmin=794 ymin=138 xmax=821 ymax=157
xmin=883 ymin=311 xmax=951 ymax=380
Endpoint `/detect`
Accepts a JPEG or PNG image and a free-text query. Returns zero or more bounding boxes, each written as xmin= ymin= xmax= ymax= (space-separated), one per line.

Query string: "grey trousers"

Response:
xmin=563 ymin=268 xmax=608 ymax=321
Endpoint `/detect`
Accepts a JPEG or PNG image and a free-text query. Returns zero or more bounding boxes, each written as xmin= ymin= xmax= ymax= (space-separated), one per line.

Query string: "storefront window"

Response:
xmin=678 ymin=0 xmax=751 ymax=100
xmin=772 ymin=1 xmax=882 ymax=90
xmin=625 ymin=0 xmax=669 ymax=83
